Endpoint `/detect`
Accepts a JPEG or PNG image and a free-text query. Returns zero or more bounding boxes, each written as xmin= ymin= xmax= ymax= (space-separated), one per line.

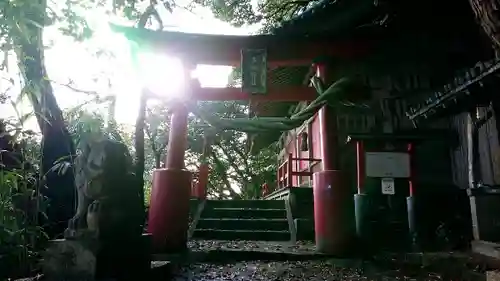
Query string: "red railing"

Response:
xmin=191 ymin=171 xmax=199 ymax=196
xmin=277 ymin=153 xmax=321 ymax=188
xmin=190 ymin=163 xmax=209 ymax=199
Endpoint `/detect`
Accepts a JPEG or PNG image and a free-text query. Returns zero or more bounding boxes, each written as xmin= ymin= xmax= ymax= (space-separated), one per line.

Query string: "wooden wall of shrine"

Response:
xmin=450 ymin=108 xmax=500 ymax=188
xmin=277 ymin=64 xmax=457 ymax=189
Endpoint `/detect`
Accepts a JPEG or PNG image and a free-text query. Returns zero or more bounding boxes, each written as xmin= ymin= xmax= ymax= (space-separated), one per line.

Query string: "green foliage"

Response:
xmin=196 ymin=101 xmax=277 ymax=199
xmin=0 ymin=0 xmax=283 ymax=277
xmin=192 ymin=0 xmax=261 ymax=27
xmin=192 ymin=0 xmax=319 ymax=31
xmin=227 ymin=66 xmax=242 ymax=87
xmin=144 ymin=102 xmax=170 ymax=168
xmin=0 ymin=169 xmax=46 ymax=260
xmin=0 ymin=102 xmax=47 ymax=278
xmin=61 ymin=100 xmax=277 ymax=203
xmin=258 ymin=0 xmax=317 ymax=31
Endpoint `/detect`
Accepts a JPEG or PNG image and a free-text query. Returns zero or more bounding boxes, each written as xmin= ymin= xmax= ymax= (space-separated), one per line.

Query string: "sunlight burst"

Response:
xmin=136 ymin=52 xmax=186 ymax=98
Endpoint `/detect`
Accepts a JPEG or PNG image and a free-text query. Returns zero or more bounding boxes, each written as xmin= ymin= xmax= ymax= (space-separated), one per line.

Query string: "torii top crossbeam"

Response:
xmin=110 ymin=24 xmax=369 ymax=67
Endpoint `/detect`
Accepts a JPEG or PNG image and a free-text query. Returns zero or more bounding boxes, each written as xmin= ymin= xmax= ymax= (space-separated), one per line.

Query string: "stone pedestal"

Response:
xmin=313 ymin=170 xmax=353 ymax=255
xmin=43 ymin=239 xmax=97 ymax=280
xmin=43 ymin=234 xmax=151 ymax=280
xmin=148 ymin=168 xmax=191 ymax=253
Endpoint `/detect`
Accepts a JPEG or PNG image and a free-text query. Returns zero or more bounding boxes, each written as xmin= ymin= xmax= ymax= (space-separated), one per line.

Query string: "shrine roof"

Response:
xmin=268 ymin=0 xmax=379 ymax=36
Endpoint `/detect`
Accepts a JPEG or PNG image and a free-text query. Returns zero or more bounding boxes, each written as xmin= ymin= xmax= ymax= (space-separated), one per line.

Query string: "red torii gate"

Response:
xmin=112 ymin=24 xmax=370 ymax=253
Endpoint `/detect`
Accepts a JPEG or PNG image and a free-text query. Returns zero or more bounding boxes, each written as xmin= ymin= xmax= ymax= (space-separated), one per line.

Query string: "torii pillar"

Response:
xmin=147 ymin=70 xmax=194 ymax=253
xmin=312 ymin=64 xmax=353 ymax=254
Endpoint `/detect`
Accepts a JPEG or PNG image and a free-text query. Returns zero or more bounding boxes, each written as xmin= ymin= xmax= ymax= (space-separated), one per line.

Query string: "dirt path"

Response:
xmin=173 ymin=240 xmax=487 ymax=281
xmin=188 ymin=240 xmax=317 ymax=255
xmin=170 ymin=260 xmax=459 ymax=281
xmin=13 ymin=240 xmax=489 ymax=280
xmin=172 ymin=261 xmax=365 ymax=281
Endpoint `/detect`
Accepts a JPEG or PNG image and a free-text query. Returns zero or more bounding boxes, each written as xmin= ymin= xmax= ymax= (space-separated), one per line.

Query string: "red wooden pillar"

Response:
xmin=356 ymin=140 xmax=365 ymax=194
xmin=165 ymin=103 xmax=189 ymax=170
xmin=196 ymin=164 xmax=209 ymax=199
xmin=407 ymin=143 xmax=414 ymax=196
xmin=316 ymin=64 xmax=338 ymax=171
xmin=312 ymin=64 xmax=351 ymax=254
xmin=147 ymin=80 xmax=193 ymax=253
xmin=406 ymin=142 xmax=418 ymax=249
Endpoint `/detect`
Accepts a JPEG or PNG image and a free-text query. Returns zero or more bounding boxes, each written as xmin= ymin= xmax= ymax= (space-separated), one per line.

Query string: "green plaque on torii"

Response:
xmin=241 ymin=49 xmax=267 ymax=94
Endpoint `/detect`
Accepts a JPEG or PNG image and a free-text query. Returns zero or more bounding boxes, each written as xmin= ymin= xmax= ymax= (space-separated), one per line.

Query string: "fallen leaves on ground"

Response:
xmin=172 ymin=261 xmax=364 ymax=281
xmin=170 ymin=260 xmax=459 ymax=281
xmin=184 ymin=241 xmax=486 ymax=280
xmin=188 ymin=240 xmax=316 ymax=254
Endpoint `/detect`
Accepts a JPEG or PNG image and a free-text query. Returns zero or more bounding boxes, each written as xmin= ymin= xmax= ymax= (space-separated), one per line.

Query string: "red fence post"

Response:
xmin=196 ymin=163 xmax=209 ymax=199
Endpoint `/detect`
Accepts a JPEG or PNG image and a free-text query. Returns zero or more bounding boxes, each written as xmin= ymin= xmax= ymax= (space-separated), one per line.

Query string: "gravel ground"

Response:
xmin=13 ymin=240 xmax=488 ymax=281
xmin=180 ymin=240 xmax=486 ymax=281
xmin=188 ymin=240 xmax=316 ymax=254
xmin=170 ymin=260 xmax=464 ymax=281
xmin=172 ymin=261 xmax=365 ymax=281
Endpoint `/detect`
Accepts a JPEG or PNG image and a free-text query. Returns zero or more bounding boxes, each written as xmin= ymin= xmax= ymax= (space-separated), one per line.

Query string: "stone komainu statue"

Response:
xmin=44 ymin=137 xmax=147 ymax=280
xmin=64 ymin=137 xmax=144 ymax=241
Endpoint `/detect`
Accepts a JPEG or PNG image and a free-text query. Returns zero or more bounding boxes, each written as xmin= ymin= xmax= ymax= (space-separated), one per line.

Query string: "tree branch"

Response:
xmin=216 ymin=142 xmax=252 ymax=185
xmin=138 ymin=0 xmax=164 ymax=30
xmin=210 ymin=150 xmax=240 ymax=199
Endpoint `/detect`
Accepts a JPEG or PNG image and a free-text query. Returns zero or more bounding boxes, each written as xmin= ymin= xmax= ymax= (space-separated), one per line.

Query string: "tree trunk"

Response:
xmin=154 ymin=152 xmax=161 ymax=168
xmin=135 ymin=94 xmax=147 ymax=206
xmin=15 ymin=25 xmax=76 ymax=238
xmin=134 ymin=4 xmax=165 ymax=216
xmin=469 ymin=0 xmax=500 ymax=54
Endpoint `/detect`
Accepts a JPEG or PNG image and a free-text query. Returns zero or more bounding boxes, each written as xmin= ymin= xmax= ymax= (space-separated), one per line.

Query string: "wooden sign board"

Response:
xmin=241 ymin=49 xmax=267 ymax=94
xmin=365 ymin=152 xmax=410 ymax=178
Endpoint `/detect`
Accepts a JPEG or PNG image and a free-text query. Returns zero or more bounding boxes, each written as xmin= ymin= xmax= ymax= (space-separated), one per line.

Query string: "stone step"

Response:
xmin=292 ymin=201 xmax=314 ymax=219
xmin=192 ymin=229 xmax=291 ymax=241
xmin=294 ymin=218 xmax=315 ymax=241
xmin=205 ymin=199 xmax=285 ymax=210
xmin=190 ymin=199 xmax=202 ymax=215
xmin=196 ymin=218 xmax=289 ymax=231
xmin=201 ymin=208 xmax=287 ymax=219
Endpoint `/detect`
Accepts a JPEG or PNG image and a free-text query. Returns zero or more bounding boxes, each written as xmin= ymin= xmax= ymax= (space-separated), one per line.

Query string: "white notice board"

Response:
xmin=381 ymin=178 xmax=395 ymax=195
xmin=365 ymin=152 xmax=410 ymax=178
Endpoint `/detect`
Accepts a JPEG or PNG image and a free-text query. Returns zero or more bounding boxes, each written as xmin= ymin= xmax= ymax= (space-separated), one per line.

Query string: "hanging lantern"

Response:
xmin=300 ymin=132 xmax=309 ymax=151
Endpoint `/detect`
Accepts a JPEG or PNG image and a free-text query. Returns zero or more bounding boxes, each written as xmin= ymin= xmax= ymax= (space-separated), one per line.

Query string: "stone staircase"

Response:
xmin=263 ymin=187 xmax=315 ymax=241
xmin=191 ymin=199 xmax=292 ymax=241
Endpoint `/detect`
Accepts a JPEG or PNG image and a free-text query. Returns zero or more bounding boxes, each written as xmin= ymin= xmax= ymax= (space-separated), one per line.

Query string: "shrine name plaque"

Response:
xmin=365 ymin=152 xmax=410 ymax=178
xmin=241 ymin=49 xmax=267 ymax=94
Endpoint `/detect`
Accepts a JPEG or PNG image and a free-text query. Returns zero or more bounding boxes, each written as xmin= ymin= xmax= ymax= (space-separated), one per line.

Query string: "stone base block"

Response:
xmin=43 ymin=234 xmax=151 ymax=281
xmin=43 ymin=239 xmax=96 ymax=280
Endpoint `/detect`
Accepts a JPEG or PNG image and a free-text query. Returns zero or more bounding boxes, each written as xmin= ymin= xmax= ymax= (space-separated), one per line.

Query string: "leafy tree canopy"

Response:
xmin=191 ymin=0 xmax=320 ymax=31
